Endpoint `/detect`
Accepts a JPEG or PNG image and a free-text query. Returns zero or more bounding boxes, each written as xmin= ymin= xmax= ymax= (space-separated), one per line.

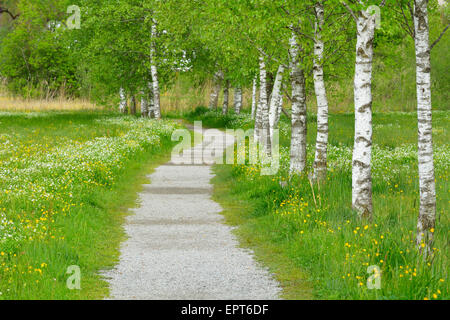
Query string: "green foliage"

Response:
xmin=0 ymin=0 xmax=80 ymax=97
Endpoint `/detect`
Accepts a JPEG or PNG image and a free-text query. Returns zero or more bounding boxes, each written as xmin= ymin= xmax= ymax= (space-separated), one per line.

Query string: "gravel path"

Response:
xmin=102 ymin=126 xmax=281 ymax=300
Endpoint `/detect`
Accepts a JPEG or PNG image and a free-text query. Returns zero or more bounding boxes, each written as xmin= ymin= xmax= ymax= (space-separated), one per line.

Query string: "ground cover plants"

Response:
xmin=0 ymin=111 xmax=179 ymax=299
xmin=197 ymin=109 xmax=450 ymax=300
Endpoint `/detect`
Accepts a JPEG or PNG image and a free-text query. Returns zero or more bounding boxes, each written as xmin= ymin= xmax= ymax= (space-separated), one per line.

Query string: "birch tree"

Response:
xmin=343 ymin=1 xmax=380 ymax=219
xmin=119 ymin=87 xmax=128 ymax=114
xmin=269 ymin=65 xmax=285 ymax=141
xmin=150 ymin=20 xmax=161 ymax=119
xmin=312 ymin=1 xmax=330 ymax=181
xmin=289 ymin=33 xmax=308 ymax=174
xmin=258 ymin=56 xmax=271 ymax=155
xmin=392 ymin=0 xmax=448 ymax=253
xmin=222 ymin=80 xmax=230 ymax=115
xmin=209 ymin=71 xmax=223 ymax=110
xmin=234 ymin=86 xmax=243 ymax=114
xmin=251 ymin=77 xmax=258 ymax=119
xmin=413 ymin=0 xmax=436 ymax=254
xmin=141 ymin=91 xmax=149 ymax=117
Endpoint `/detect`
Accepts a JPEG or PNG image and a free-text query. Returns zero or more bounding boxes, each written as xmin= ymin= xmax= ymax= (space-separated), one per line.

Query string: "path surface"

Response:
xmin=102 ymin=126 xmax=281 ymax=299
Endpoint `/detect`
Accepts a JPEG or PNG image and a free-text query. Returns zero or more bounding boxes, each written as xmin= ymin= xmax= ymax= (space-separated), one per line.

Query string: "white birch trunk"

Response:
xmin=222 ymin=80 xmax=229 ymax=115
xmin=251 ymin=77 xmax=258 ymax=119
xmin=150 ymin=20 xmax=161 ymax=119
xmin=352 ymin=9 xmax=375 ymax=219
xmin=119 ymin=87 xmax=127 ymax=114
xmin=276 ymin=85 xmax=284 ymax=125
xmin=147 ymin=81 xmax=155 ymax=118
xmin=312 ymin=1 xmax=329 ymax=181
xmin=258 ymin=56 xmax=271 ymax=155
xmin=254 ymin=64 xmax=263 ymax=141
xmin=209 ymin=71 xmax=222 ymax=110
xmin=269 ymin=64 xmax=285 ymax=141
xmin=234 ymin=86 xmax=243 ymax=114
xmin=289 ymin=33 xmax=307 ymax=174
xmin=141 ymin=90 xmax=149 ymax=117
xmin=414 ymin=0 xmax=436 ymax=254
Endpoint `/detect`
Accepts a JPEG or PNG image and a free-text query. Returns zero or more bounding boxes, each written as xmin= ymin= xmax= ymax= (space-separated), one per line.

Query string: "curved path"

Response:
xmin=102 ymin=126 xmax=281 ymax=299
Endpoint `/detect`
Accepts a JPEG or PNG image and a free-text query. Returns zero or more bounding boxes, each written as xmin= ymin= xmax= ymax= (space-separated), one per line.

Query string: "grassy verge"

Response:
xmin=0 ymin=111 xmax=179 ymax=299
xmin=204 ymin=109 xmax=448 ymax=300
xmin=212 ymin=165 xmax=314 ymax=300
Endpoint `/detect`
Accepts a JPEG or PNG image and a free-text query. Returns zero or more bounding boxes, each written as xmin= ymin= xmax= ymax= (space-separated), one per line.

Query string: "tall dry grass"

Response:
xmin=0 ymin=88 xmax=98 ymax=111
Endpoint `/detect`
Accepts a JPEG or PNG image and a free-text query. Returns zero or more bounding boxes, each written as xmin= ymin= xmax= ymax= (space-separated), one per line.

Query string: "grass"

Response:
xmin=197 ymin=109 xmax=449 ymax=300
xmin=0 ymin=111 xmax=179 ymax=299
xmin=0 ymin=89 xmax=98 ymax=112
xmin=212 ymin=166 xmax=314 ymax=300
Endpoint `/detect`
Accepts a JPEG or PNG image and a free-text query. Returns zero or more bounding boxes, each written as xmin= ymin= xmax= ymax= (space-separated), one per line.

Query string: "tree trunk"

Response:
xmin=258 ymin=56 xmax=271 ymax=155
xmin=147 ymin=81 xmax=155 ymax=118
xmin=276 ymin=84 xmax=284 ymax=125
xmin=150 ymin=20 xmax=161 ymax=119
xmin=312 ymin=1 xmax=329 ymax=181
xmin=119 ymin=87 xmax=127 ymax=114
xmin=289 ymin=33 xmax=307 ymax=174
xmin=234 ymin=86 xmax=243 ymax=114
xmin=222 ymin=80 xmax=229 ymax=115
xmin=254 ymin=61 xmax=263 ymax=142
xmin=141 ymin=90 xmax=149 ymax=117
xmin=251 ymin=77 xmax=258 ymax=119
xmin=269 ymin=64 xmax=285 ymax=141
xmin=130 ymin=95 xmax=137 ymax=115
xmin=414 ymin=0 xmax=436 ymax=255
xmin=352 ymin=9 xmax=375 ymax=219
xmin=209 ymin=71 xmax=222 ymax=110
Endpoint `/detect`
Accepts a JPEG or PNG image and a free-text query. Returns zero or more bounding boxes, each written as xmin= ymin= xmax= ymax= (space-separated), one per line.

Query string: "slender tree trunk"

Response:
xmin=269 ymin=64 xmax=285 ymax=141
xmin=234 ymin=86 xmax=243 ymax=114
xmin=251 ymin=77 xmax=258 ymax=119
xmin=276 ymin=84 xmax=284 ymax=125
xmin=414 ymin=0 xmax=436 ymax=254
xmin=222 ymin=80 xmax=229 ymax=115
xmin=119 ymin=87 xmax=127 ymax=114
xmin=141 ymin=90 xmax=149 ymax=117
xmin=209 ymin=71 xmax=222 ymax=110
xmin=289 ymin=33 xmax=307 ymax=174
xmin=258 ymin=56 xmax=271 ymax=155
xmin=312 ymin=1 xmax=329 ymax=181
xmin=130 ymin=95 xmax=137 ymax=115
xmin=147 ymin=81 xmax=155 ymax=118
xmin=352 ymin=9 xmax=375 ymax=219
xmin=150 ymin=20 xmax=161 ymax=119
xmin=254 ymin=60 xmax=263 ymax=141
xmin=266 ymin=72 xmax=274 ymax=105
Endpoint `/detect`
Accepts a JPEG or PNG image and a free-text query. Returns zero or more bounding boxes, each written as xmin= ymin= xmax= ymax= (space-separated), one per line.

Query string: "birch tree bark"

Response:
xmin=275 ymin=85 xmax=284 ymax=125
xmin=119 ymin=87 xmax=128 ymax=114
xmin=269 ymin=64 xmax=285 ymax=141
xmin=222 ymin=80 xmax=229 ymax=115
xmin=147 ymin=81 xmax=155 ymax=118
xmin=413 ymin=0 xmax=436 ymax=254
xmin=251 ymin=77 xmax=258 ymax=119
xmin=150 ymin=20 xmax=161 ymax=119
xmin=209 ymin=71 xmax=222 ymax=110
xmin=234 ymin=86 xmax=243 ymax=114
xmin=289 ymin=33 xmax=307 ymax=174
xmin=254 ymin=61 xmax=263 ymax=142
xmin=258 ymin=56 xmax=271 ymax=155
xmin=351 ymin=9 xmax=376 ymax=219
xmin=141 ymin=90 xmax=149 ymax=117
xmin=312 ymin=1 xmax=330 ymax=181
